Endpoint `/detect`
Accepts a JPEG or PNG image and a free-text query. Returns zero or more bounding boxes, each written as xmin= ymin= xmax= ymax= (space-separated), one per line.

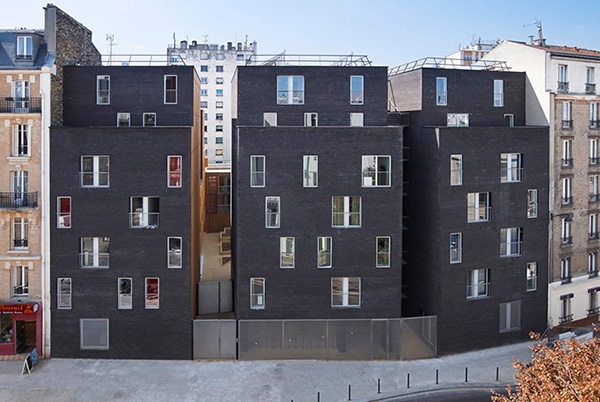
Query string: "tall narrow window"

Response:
xmin=562 ymin=139 xmax=573 ymax=167
xmin=277 ymin=76 xmax=304 ymax=104
xmin=450 ymin=232 xmax=462 ymax=263
xmin=265 ymin=197 xmax=280 ymax=228
xmin=350 ymin=76 xmax=364 ymax=104
xmin=12 ymin=266 xmax=28 ymax=297
xmin=589 ymin=289 xmax=600 ymax=315
xmin=376 ymin=236 xmax=391 ymax=267
xmin=164 ymin=75 xmax=177 ymax=104
xmin=587 ymin=67 xmax=596 ymax=94
xmin=12 ymin=218 xmax=28 ymax=250
xmin=280 ymin=237 xmax=295 ymax=268
xmin=167 ymin=156 xmax=182 ymax=188
xmin=263 ymin=112 xmax=277 ymax=127
xmin=331 ymin=277 xmax=361 ymax=307
xmin=250 ymin=156 xmax=265 ymax=187
xmin=16 ymin=36 xmax=32 ymax=59
xmin=562 ymin=177 xmax=572 ymax=205
xmin=317 ymin=237 xmax=332 ymax=268
xmin=145 ymin=278 xmax=159 ymax=309
xmin=591 ymin=139 xmax=599 ymax=165
xmin=12 ymin=124 xmax=29 ymax=156
xmin=129 ymin=197 xmax=159 ymax=228
xmin=467 ymin=192 xmax=490 ymax=222
xmin=57 ymin=278 xmax=72 ymax=309
xmin=118 ymin=278 xmax=132 ymax=309
xmin=332 ymin=196 xmax=361 ymax=228
xmin=250 ymin=278 xmax=265 ymax=309
xmin=450 ymin=154 xmax=462 ymax=185
xmin=561 ymin=217 xmax=572 ymax=246
xmin=57 ymin=197 xmax=71 ymax=228
xmin=493 ymin=79 xmax=504 ymax=107
xmin=13 ymin=81 xmax=30 ymax=109
xmin=500 ymin=227 xmax=522 ymax=257
xmin=591 ymin=175 xmax=600 ymax=203
xmin=526 ymin=262 xmax=537 ymax=291
xmin=362 ymin=156 xmax=391 ymax=187
xmin=96 ymin=75 xmax=110 ymax=104
xmin=304 ymin=113 xmax=318 ymax=126
xmin=561 ymin=258 xmax=571 ymax=283
xmin=167 ymin=237 xmax=182 ymax=268
xmin=526 ymin=189 xmax=538 ymax=218
xmin=590 ymin=213 xmax=599 ymax=240
xmin=11 ymin=170 xmax=28 ymax=206
xmin=590 ymin=103 xmax=599 ymax=128
xmin=467 ymin=269 xmax=489 ymax=299
xmin=499 ymin=301 xmax=521 ymax=332
xmin=500 ymin=153 xmax=522 ymax=182
xmin=303 ymin=155 xmax=318 ymax=187
xmin=436 ymin=77 xmax=447 ymax=105
xmin=589 ymin=252 xmax=598 ymax=277
xmin=80 ymin=237 xmax=110 ymax=268
xmin=560 ymin=295 xmax=573 ymax=323
xmin=562 ymin=101 xmax=572 ymax=128
xmin=558 ymin=64 xmax=568 ymax=93
xmin=80 ymin=156 xmax=109 ymax=188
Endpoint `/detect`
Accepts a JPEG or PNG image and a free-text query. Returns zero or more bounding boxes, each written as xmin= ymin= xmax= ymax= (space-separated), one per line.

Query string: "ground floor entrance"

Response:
xmin=0 ymin=302 xmax=42 ymax=356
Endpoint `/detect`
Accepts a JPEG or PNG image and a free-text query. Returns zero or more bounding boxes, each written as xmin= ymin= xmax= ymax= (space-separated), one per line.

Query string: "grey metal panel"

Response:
xmin=198 ymin=282 xmax=220 ymax=314
xmin=220 ymin=281 xmax=233 ymax=313
xmin=193 ymin=320 xmax=236 ymax=359
xmin=218 ymin=320 xmax=237 ymax=359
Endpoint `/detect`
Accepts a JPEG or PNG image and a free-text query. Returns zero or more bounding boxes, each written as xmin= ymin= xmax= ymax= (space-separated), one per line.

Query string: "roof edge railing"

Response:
xmin=388 ymin=57 xmax=510 ymax=76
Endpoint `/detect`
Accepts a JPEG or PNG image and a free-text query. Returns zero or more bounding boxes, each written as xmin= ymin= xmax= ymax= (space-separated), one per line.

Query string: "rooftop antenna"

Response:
xmin=173 ymin=32 xmax=176 ymax=48
xmin=106 ymin=34 xmax=116 ymax=64
xmin=203 ymin=35 xmax=208 ymax=45
xmin=523 ymin=19 xmax=545 ymax=46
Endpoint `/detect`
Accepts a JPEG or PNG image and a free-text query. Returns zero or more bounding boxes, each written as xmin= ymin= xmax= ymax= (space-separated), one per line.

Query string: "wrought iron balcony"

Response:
xmin=586 ymin=83 xmax=596 ymax=94
xmin=12 ymin=239 xmax=28 ymax=249
xmin=0 ymin=192 xmax=38 ymax=209
xmin=561 ymin=158 xmax=573 ymax=168
xmin=0 ymin=97 xmax=41 ymax=113
xmin=561 ymin=274 xmax=572 ymax=284
xmin=562 ymin=120 xmax=573 ymax=129
xmin=559 ymin=313 xmax=573 ymax=323
xmin=590 ymin=232 xmax=600 ymax=241
xmin=588 ymin=306 xmax=600 ymax=315
xmin=561 ymin=236 xmax=573 ymax=246
xmin=591 ymin=120 xmax=600 ymax=129
xmin=558 ymin=81 xmax=569 ymax=93
xmin=590 ymin=193 xmax=600 ymax=203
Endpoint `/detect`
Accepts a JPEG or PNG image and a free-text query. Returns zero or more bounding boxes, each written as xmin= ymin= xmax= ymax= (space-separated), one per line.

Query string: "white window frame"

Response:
xmin=467 ymin=268 xmax=489 ymax=299
xmin=317 ymin=237 xmax=332 ymax=268
xmin=118 ymin=278 xmax=132 ymax=310
xmin=277 ymin=75 xmax=304 ymax=105
xmin=561 ymin=217 xmax=572 ymax=246
xmin=450 ymin=232 xmax=462 ymax=264
xmin=250 ymin=155 xmax=265 ymax=187
xmin=467 ymin=192 xmax=490 ymax=222
xmin=562 ymin=177 xmax=572 ymax=205
xmin=145 ymin=277 xmax=159 ymax=309
xmin=526 ymin=262 xmax=537 ymax=291
xmin=216 ymin=101 xmax=223 ymax=108
xmin=250 ymin=278 xmax=265 ymax=309
xmin=143 ymin=112 xmax=156 ymax=127
xmin=167 ymin=155 xmax=182 ymax=188
xmin=500 ymin=153 xmax=522 ymax=183
xmin=12 ymin=217 xmax=28 ymax=250
xmin=499 ymin=301 xmax=521 ymax=333
xmin=562 ymin=101 xmax=572 ymax=128
xmin=591 ymin=103 xmax=600 ymax=128
xmin=304 ymin=112 xmax=318 ymax=127
xmin=265 ymin=197 xmax=280 ymax=228
xmin=591 ymin=175 xmax=600 ymax=202
xmin=167 ymin=237 xmax=182 ymax=268
xmin=57 ymin=278 xmax=72 ymax=309
xmin=493 ymin=79 xmax=504 ymax=107
xmin=16 ymin=36 xmax=32 ymax=59
xmin=447 ymin=113 xmax=469 ymax=127
xmin=12 ymin=124 xmax=30 ymax=157
xmin=436 ymin=77 xmax=447 ymax=106
xmin=590 ymin=213 xmax=599 ymax=240
xmin=280 ymin=237 xmax=295 ymax=268
xmin=589 ymin=252 xmax=598 ymax=277
xmin=57 ymin=196 xmax=71 ymax=228
xmin=80 ymin=318 xmax=109 ymax=350
xmin=560 ymin=296 xmax=572 ymax=322
xmin=591 ymin=139 xmax=599 ymax=165
xmin=527 ymin=189 xmax=538 ymax=218
xmin=129 ymin=196 xmax=160 ymax=228
xmin=80 ymin=237 xmax=110 ymax=268
xmin=164 ymin=75 xmax=177 ymax=104
xmin=562 ymin=139 xmax=572 ymax=167
xmin=350 ymin=75 xmax=364 ymax=105
xmin=362 ymin=155 xmax=391 ymax=187
xmin=12 ymin=265 xmax=28 ymax=297
xmin=350 ymin=112 xmax=364 ymax=127
xmin=331 ymin=277 xmax=361 ymax=307
xmin=376 ymin=236 xmax=391 ymax=268
xmin=96 ymin=75 xmax=110 ymax=105
xmin=450 ymin=154 xmax=462 ymax=185
xmin=13 ymin=80 xmax=30 ymax=109
xmin=303 ymin=155 xmax=318 ymax=187
xmin=500 ymin=227 xmax=522 ymax=257
xmin=558 ymin=64 xmax=568 ymax=89
xmin=561 ymin=257 xmax=571 ymax=282
xmin=332 ymin=196 xmax=361 ymax=228
xmin=80 ymin=156 xmax=109 ymax=187
xmin=116 ymin=112 xmax=130 ymax=127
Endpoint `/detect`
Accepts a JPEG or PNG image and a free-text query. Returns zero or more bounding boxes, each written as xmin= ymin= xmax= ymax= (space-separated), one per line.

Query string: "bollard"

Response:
xmin=407 ymin=373 xmax=410 ymax=389
xmin=465 ymin=367 xmax=468 ymax=383
xmin=348 ymin=384 xmax=352 ymax=401
xmin=317 ymin=392 xmax=320 ymax=402
xmin=378 ymin=378 xmax=381 ymax=394
xmin=436 ymin=369 xmax=439 ymax=385
xmin=496 ymin=367 xmax=499 ymax=382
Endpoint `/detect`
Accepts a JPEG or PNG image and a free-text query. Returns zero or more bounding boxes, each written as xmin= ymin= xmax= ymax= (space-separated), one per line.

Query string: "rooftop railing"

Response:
xmin=388 ymin=57 xmax=510 ymax=76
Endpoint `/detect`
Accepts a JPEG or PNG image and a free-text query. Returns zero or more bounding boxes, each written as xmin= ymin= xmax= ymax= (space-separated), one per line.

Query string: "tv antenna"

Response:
xmin=106 ymin=34 xmax=117 ymax=63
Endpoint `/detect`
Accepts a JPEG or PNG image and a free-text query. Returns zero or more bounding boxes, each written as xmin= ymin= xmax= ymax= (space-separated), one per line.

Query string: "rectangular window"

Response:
xmin=216 ymin=77 xmax=224 ymax=84
xmin=129 ymin=196 xmax=159 ymax=228
xmin=16 ymin=36 xmax=32 ymax=59
xmin=13 ymin=81 xmax=30 ymax=109
xmin=591 ymin=175 xmax=600 ymax=203
xmin=561 ymin=217 xmax=572 ymax=246
xmin=589 ymin=289 xmax=599 ymax=315
xmin=450 ymin=154 xmax=462 ymax=185
xmin=527 ymin=262 xmax=537 ymax=291
xmin=362 ymin=156 xmax=391 ymax=187
xmin=500 ymin=227 xmax=522 ymax=256
xmin=277 ymin=76 xmax=304 ymax=104
xmin=562 ymin=101 xmax=572 ymax=128
xmin=499 ymin=301 xmax=521 ymax=333
xmin=590 ymin=213 xmax=599 ymax=240
xmin=303 ymin=155 xmax=318 ymax=187
xmin=11 ymin=170 xmax=28 ymax=206
xmin=80 ymin=319 xmax=109 ymax=350
xmin=118 ymin=278 xmax=132 ymax=310
xmin=331 ymin=277 xmax=361 ymax=307
xmin=145 ymin=278 xmax=159 ymax=309
xmin=216 ymin=125 xmax=223 ymax=132
xmin=12 ymin=266 xmax=28 ymax=297
xmin=216 ymin=101 xmax=223 ymax=108
xmin=562 ymin=177 xmax=572 ymax=205
xmin=350 ymin=112 xmax=364 ymax=126
xmin=450 ymin=232 xmax=462 ymax=263
xmin=250 ymin=156 xmax=265 ymax=187
xmin=96 ymin=75 xmax=110 ymax=104
xmin=317 ymin=237 xmax=332 ymax=268
xmin=467 ymin=192 xmax=490 ymax=222
xmin=201 ymin=101 xmax=208 ymax=108
xmin=215 ymin=137 xmax=223 ymax=144
xmin=493 ymin=79 xmax=504 ymax=107
xmin=561 ymin=257 xmax=571 ymax=283
xmin=201 ymin=89 xmax=208 ymax=96
xmin=164 ymin=75 xmax=177 ymax=104
xmin=216 ymin=89 xmax=223 ymax=96
xmin=350 ymin=75 xmax=364 ymax=104
xmin=467 ymin=268 xmax=489 ymax=299
xmin=81 ymin=156 xmax=109 ymax=187
xmin=280 ymin=237 xmax=295 ymax=268
xmin=376 ymin=236 xmax=391 ymax=268
xmin=587 ymin=67 xmax=596 ymax=94
xmin=200 ymin=77 xmax=208 ymax=84
xmin=250 ymin=278 xmax=265 ymax=309
xmin=266 ymin=197 xmax=280 ymax=228
xmin=263 ymin=112 xmax=277 ymax=126
xmin=500 ymin=153 xmax=522 ymax=182
xmin=504 ymin=114 xmax=515 ymax=127
xmin=527 ymin=189 xmax=538 ymax=218
xmin=80 ymin=237 xmax=109 ymax=268
xmin=332 ymin=196 xmax=361 ymax=228
xmin=447 ymin=113 xmax=469 ymax=127
xmin=562 ymin=139 xmax=572 ymax=167
xmin=215 ymin=113 xmax=223 ymax=120
xmin=589 ymin=252 xmax=598 ymax=277
xmin=57 ymin=278 xmax=72 ymax=309
xmin=57 ymin=196 xmax=71 ymax=228
xmin=167 ymin=156 xmax=182 ymax=188
xmin=117 ymin=113 xmax=130 ymax=127
xmin=304 ymin=112 xmax=318 ymax=127
xmin=143 ymin=112 xmax=156 ymax=127
xmin=591 ymin=139 xmax=599 ymax=165
xmin=12 ymin=124 xmax=29 ymax=156
xmin=12 ymin=218 xmax=28 ymax=250
xmin=168 ymin=237 xmax=182 ymax=268
xmin=200 ymin=65 xmax=208 ymax=72
xmin=436 ymin=77 xmax=447 ymax=105
xmin=590 ymin=103 xmax=599 ymax=128
xmin=560 ymin=296 xmax=572 ymax=323
xmin=216 ymin=66 xmax=224 ymax=72
xmin=558 ymin=64 xmax=569 ymax=93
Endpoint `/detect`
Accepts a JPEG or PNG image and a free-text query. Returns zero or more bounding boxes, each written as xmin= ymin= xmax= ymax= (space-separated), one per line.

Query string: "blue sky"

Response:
xmin=2 ymin=0 xmax=600 ymax=67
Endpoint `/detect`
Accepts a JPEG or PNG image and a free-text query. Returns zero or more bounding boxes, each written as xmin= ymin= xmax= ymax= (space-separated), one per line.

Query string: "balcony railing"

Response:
xmin=561 ymin=236 xmax=573 ymax=246
xmin=0 ymin=192 xmax=38 ymax=209
xmin=591 ymin=157 xmax=599 ymax=166
xmin=561 ymin=158 xmax=573 ymax=168
xmin=590 ymin=193 xmax=600 ymax=203
xmin=590 ymin=232 xmax=599 ymax=241
xmin=591 ymin=120 xmax=600 ymax=129
xmin=0 ymin=97 xmax=41 ymax=113
xmin=586 ymin=83 xmax=596 ymax=94
xmin=12 ymin=239 xmax=28 ymax=249
xmin=129 ymin=212 xmax=160 ymax=228
xmin=558 ymin=81 xmax=570 ymax=93
xmin=588 ymin=306 xmax=600 ymax=315
xmin=562 ymin=196 xmax=573 ymax=205
xmin=79 ymin=252 xmax=110 ymax=268
xmin=561 ymin=275 xmax=572 ymax=284
xmin=559 ymin=313 xmax=573 ymax=323
xmin=500 ymin=242 xmax=522 ymax=257
xmin=562 ymin=120 xmax=573 ymax=129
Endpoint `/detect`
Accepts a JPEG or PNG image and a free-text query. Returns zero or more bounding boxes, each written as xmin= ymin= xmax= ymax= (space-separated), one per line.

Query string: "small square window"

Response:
xmin=200 ymin=65 xmax=208 ymax=72
xmin=216 ymin=77 xmax=224 ymax=84
xmin=215 ymin=149 xmax=223 ymax=156
xmin=216 ymin=89 xmax=223 ymax=96
xmin=362 ymin=156 xmax=391 ymax=187
xmin=216 ymin=66 xmax=224 ymax=72
xmin=80 ymin=318 xmax=109 ymax=350
xmin=350 ymin=113 xmax=363 ymax=126
xmin=215 ymin=137 xmax=223 ymax=144
xmin=216 ymin=101 xmax=223 ymax=108
xmin=117 ymin=113 xmax=130 ymax=127
xmin=331 ymin=277 xmax=361 ymax=307
xmin=130 ymin=197 xmax=159 ymax=228
xmin=499 ymin=301 xmax=521 ymax=332
xmin=264 ymin=112 xmax=277 ymax=127
xmin=143 ymin=113 xmax=156 ymax=127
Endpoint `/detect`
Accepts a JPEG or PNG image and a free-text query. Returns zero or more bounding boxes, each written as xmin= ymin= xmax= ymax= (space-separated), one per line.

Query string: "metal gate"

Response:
xmin=193 ymin=319 xmax=236 ymax=359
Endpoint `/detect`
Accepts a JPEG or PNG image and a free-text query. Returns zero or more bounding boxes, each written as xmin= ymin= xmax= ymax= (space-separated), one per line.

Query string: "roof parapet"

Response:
xmin=388 ymin=57 xmax=510 ymax=77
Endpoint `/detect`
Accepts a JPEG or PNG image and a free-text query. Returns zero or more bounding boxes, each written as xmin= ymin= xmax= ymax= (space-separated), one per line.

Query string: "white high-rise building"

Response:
xmin=168 ymin=39 xmax=257 ymax=165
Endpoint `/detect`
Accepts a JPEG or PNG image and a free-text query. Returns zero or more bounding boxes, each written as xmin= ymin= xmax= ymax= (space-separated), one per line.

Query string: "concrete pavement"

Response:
xmin=0 ymin=341 xmax=532 ymax=402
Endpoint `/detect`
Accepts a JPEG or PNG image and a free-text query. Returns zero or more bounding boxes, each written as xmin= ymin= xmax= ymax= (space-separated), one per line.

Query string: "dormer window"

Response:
xmin=17 ymin=36 xmax=32 ymax=60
